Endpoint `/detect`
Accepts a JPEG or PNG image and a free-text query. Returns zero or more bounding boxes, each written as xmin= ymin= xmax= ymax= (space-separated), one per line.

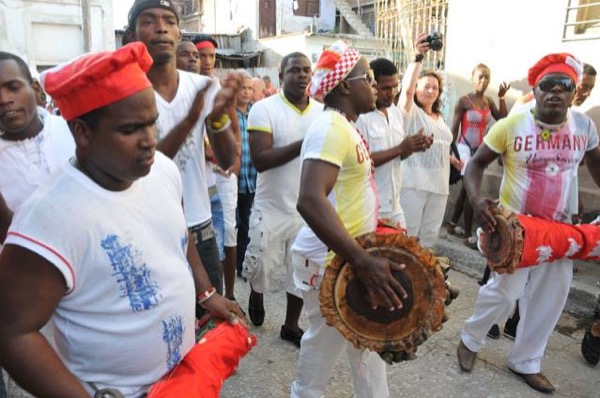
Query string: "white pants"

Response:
xmin=215 ymin=173 xmax=238 ymax=247
xmin=400 ymin=188 xmax=448 ymax=248
xmin=461 ymin=259 xmax=573 ymax=373
xmin=290 ymin=286 xmax=389 ymax=398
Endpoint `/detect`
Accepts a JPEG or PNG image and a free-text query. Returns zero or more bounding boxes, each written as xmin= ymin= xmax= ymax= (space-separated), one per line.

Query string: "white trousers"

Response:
xmin=290 ymin=288 xmax=389 ymax=398
xmin=461 ymin=259 xmax=573 ymax=373
xmin=400 ymin=188 xmax=448 ymax=248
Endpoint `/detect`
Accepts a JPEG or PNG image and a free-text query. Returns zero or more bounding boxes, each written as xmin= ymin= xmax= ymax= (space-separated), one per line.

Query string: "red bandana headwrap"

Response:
xmin=195 ymin=41 xmax=216 ymax=50
xmin=307 ymin=40 xmax=360 ymax=98
xmin=528 ymin=53 xmax=583 ymax=87
xmin=40 ymin=42 xmax=153 ymax=120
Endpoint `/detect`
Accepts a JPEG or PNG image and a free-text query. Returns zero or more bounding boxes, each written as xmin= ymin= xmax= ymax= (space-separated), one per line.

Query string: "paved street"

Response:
xmin=4 ymin=232 xmax=599 ymax=397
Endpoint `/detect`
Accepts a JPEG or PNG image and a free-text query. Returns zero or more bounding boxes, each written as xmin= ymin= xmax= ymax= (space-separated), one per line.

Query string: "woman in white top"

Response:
xmin=399 ymin=32 xmax=460 ymax=248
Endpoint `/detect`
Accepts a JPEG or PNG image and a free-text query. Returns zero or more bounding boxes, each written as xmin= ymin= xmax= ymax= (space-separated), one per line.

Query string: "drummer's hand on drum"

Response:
xmin=473 ymin=197 xmax=499 ymax=233
xmin=203 ymin=295 xmax=249 ymax=328
xmin=353 ymin=253 xmax=408 ymax=311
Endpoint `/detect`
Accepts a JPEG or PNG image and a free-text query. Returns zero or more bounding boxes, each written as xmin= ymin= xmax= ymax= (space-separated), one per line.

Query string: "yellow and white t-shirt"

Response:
xmin=292 ymin=111 xmax=378 ymax=276
xmin=248 ymin=92 xmax=323 ymax=215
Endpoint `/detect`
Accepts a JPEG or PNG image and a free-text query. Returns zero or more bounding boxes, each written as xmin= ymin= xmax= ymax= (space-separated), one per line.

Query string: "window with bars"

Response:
xmin=564 ymin=0 xmax=600 ymax=41
xmin=293 ymin=0 xmax=320 ymax=17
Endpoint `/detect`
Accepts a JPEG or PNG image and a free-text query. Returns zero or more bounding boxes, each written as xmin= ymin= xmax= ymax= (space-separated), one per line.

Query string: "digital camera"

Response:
xmin=425 ymin=32 xmax=443 ymax=52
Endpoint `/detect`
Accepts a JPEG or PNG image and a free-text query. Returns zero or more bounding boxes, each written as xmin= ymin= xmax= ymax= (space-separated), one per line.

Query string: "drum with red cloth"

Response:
xmin=480 ymin=206 xmax=600 ymax=274
xmin=319 ymin=222 xmax=448 ymax=364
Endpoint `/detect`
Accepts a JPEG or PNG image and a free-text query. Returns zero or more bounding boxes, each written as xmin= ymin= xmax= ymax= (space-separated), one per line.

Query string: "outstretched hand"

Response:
xmin=352 ymin=254 xmax=408 ymax=311
xmin=498 ymin=82 xmax=511 ymax=98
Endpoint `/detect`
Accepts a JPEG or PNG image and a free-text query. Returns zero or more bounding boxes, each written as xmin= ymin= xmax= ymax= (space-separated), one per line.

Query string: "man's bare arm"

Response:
xmin=0 ymin=245 xmax=89 ymax=397
xmin=297 ymin=159 xmax=407 ymax=310
xmin=249 ymin=130 xmax=302 ymax=172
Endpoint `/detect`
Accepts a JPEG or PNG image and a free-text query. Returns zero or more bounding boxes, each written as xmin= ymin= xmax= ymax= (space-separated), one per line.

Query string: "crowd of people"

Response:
xmin=0 ymin=0 xmax=599 ymax=396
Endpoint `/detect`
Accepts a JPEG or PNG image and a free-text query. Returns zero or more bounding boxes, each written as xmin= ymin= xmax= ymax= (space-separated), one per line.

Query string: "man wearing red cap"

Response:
xmin=290 ymin=41 xmax=407 ymax=397
xmin=456 ymin=53 xmax=600 ymax=393
xmin=0 ymin=43 xmax=244 ymax=398
xmin=127 ymin=0 xmax=240 ymax=299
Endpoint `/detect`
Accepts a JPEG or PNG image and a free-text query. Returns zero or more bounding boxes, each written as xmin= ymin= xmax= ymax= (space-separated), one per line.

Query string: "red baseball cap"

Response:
xmin=40 ymin=42 xmax=153 ymax=120
xmin=528 ymin=53 xmax=583 ymax=87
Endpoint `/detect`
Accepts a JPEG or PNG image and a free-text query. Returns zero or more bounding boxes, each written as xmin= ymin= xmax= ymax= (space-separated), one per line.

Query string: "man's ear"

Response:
xmin=337 ymin=81 xmax=352 ymax=96
xmin=68 ymin=119 xmax=93 ymax=149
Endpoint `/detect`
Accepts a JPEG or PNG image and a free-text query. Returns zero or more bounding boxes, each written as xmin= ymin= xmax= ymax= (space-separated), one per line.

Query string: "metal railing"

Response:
xmin=563 ymin=0 xmax=600 ymax=41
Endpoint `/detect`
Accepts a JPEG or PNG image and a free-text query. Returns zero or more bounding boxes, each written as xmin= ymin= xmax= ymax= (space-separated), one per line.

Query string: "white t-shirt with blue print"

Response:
xmin=5 ymin=152 xmax=195 ymax=397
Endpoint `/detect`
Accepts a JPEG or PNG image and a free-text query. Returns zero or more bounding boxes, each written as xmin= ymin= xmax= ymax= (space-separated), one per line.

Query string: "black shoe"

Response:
xmin=280 ymin=325 xmax=304 ymax=347
xmin=487 ymin=324 xmax=500 ymax=339
xmin=248 ymin=293 xmax=265 ymax=326
xmin=504 ymin=321 xmax=517 ymax=340
xmin=582 ymin=326 xmax=600 ymax=366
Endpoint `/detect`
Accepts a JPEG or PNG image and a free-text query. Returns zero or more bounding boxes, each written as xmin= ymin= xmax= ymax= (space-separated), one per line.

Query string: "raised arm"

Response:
xmin=488 ymin=82 xmax=510 ymax=120
xmin=0 ymin=246 xmax=89 ymax=397
xmin=296 ymin=159 xmax=407 ymax=311
xmin=399 ymin=32 xmax=430 ymax=114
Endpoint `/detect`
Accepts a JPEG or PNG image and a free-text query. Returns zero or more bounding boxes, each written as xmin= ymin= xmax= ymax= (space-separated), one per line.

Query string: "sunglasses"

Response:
xmin=345 ymin=69 xmax=375 ymax=85
xmin=537 ymin=77 xmax=576 ymax=92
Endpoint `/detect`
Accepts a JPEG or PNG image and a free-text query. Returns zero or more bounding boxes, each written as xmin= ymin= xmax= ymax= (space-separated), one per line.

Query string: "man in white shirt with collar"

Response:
xmin=355 ymin=58 xmax=431 ymax=228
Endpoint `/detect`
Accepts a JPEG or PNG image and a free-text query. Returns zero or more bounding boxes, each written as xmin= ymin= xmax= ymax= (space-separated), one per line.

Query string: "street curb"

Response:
xmin=435 ymin=234 xmax=599 ymax=319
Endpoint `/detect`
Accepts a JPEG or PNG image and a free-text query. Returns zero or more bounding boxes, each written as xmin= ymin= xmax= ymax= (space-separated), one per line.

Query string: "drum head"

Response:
xmin=480 ymin=207 xmax=524 ymax=273
xmin=319 ymin=232 xmax=446 ymax=356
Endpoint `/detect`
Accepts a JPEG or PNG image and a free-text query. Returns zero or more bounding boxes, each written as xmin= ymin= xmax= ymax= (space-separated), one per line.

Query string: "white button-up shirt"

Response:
xmin=356 ymin=105 xmax=406 ymax=224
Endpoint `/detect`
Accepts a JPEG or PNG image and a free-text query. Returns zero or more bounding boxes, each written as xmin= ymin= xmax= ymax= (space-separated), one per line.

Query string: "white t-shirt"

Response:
xmin=0 ymin=107 xmax=75 ymax=212
xmin=5 ymin=152 xmax=195 ymax=397
xmin=248 ymin=92 xmax=323 ymax=215
xmin=356 ymin=106 xmax=405 ymax=217
xmin=401 ymin=105 xmax=453 ymax=195
xmin=155 ymin=70 xmax=216 ymax=227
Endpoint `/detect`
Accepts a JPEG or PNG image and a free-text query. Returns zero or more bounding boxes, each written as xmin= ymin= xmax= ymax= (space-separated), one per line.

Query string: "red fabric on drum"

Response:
xmin=517 ymin=215 xmax=585 ymax=267
xmin=572 ymin=223 xmax=600 ymax=260
xmin=147 ymin=322 xmax=257 ymax=398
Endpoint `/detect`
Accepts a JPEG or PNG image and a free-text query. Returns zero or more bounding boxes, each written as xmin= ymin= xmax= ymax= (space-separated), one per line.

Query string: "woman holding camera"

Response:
xmin=448 ymin=64 xmax=510 ymax=249
xmin=398 ymin=32 xmax=458 ymax=249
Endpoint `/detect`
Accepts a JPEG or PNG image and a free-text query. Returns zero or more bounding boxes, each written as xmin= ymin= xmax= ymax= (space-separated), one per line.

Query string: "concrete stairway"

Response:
xmin=332 ymin=0 xmax=374 ymax=37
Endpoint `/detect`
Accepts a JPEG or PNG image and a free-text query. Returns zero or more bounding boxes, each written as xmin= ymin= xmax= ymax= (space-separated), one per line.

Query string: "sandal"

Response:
xmin=248 ymin=292 xmax=265 ymax=326
xmin=582 ymin=326 xmax=600 ymax=365
xmin=463 ymin=236 xmax=478 ymax=251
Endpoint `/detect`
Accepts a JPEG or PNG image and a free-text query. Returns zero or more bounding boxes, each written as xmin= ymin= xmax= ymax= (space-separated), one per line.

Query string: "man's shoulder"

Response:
xmin=177 ymin=70 xmax=213 ymax=91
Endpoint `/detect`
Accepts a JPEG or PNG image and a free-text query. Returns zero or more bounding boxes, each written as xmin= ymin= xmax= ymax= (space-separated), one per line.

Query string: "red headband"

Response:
xmin=195 ymin=41 xmax=215 ymax=50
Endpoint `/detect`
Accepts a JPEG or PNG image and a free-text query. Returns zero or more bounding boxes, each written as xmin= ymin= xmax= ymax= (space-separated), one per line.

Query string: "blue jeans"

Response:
xmin=236 ymin=192 xmax=254 ymax=274
xmin=210 ymin=188 xmax=225 ymax=262
xmin=190 ymin=220 xmax=222 ymax=318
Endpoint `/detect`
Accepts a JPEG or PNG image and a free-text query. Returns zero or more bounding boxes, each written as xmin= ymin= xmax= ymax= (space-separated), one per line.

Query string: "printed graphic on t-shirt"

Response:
xmin=485 ymin=111 xmax=598 ymax=221
xmin=101 ymin=234 xmax=162 ymax=312
xmin=162 ymin=315 xmax=185 ymax=370
xmin=517 ymin=131 xmax=588 ymax=217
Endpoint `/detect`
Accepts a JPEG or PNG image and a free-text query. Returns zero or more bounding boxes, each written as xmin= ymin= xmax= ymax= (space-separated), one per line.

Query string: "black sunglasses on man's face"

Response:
xmin=537 ymin=77 xmax=576 ymax=92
